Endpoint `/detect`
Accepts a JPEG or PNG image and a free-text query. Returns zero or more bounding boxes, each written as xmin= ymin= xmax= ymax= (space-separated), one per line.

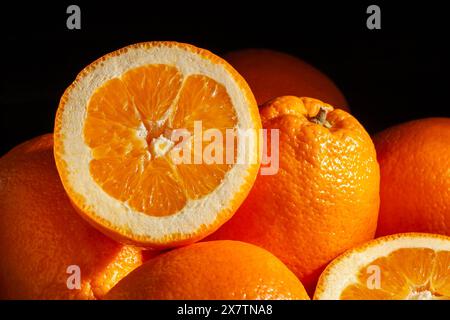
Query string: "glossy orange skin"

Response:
xmin=105 ymin=240 xmax=309 ymax=300
xmin=223 ymin=49 xmax=349 ymax=110
xmin=207 ymin=96 xmax=380 ymax=294
xmin=0 ymin=135 xmax=145 ymax=299
xmin=374 ymin=118 xmax=450 ymax=236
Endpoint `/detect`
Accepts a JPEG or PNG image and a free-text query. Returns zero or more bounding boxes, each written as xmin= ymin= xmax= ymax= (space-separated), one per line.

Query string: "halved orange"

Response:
xmin=314 ymin=233 xmax=450 ymax=300
xmin=54 ymin=42 xmax=261 ymax=248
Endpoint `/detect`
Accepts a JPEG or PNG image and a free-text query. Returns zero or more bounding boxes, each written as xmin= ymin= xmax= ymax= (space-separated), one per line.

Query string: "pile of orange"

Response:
xmin=1 ymin=42 xmax=448 ymax=300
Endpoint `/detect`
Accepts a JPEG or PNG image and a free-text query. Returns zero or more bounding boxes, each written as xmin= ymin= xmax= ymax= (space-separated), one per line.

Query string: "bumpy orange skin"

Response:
xmin=0 ymin=135 xmax=146 ymax=299
xmin=374 ymin=118 xmax=450 ymax=236
xmin=207 ymin=96 xmax=380 ymax=294
xmin=223 ymin=49 xmax=349 ymax=110
xmin=105 ymin=240 xmax=309 ymax=300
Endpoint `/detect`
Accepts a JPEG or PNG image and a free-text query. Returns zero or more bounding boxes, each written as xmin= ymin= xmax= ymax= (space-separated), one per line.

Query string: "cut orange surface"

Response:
xmin=314 ymin=233 xmax=450 ymax=300
xmin=54 ymin=42 xmax=261 ymax=247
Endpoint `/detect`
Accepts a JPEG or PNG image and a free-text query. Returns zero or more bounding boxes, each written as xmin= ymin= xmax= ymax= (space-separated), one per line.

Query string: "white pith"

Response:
xmin=316 ymin=235 xmax=450 ymax=300
xmin=151 ymin=135 xmax=174 ymax=158
xmin=406 ymin=290 xmax=438 ymax=300
xmin=57 ymin=44 xmax=258 ymax=242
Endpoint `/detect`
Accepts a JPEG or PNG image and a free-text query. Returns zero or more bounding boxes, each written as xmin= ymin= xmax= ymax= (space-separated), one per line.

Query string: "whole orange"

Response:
xmin=105 ymin=240 xmax=309 ymax=300
xmin=374 ymin=118 xmax=450 ymax=237
xmin=0 ymin=134 xmax=147 ymax=299
xmin=223 ymin=49 xmax=349 ymax=109
xmin=207 ymin=96 xmax=380 ymax=293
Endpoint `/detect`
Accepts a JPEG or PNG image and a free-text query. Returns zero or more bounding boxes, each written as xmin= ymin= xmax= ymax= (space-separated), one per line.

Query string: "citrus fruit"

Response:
xmin=314 ymin=233 xmax=450 ymax=300
xmin=374 ymin=118 xmax=450 ymax=236
xmin=0 ymin=134 xmax=145 ymax=299
xmin=207 ymin=96 xmax=380 ymax=293
xmin=54 ymin=42 xmax=261 ymax=248
xmin=105 ymin=240 xmax=309 ymax=300
xmin=223 ymin=49 xmax=349 ymax=109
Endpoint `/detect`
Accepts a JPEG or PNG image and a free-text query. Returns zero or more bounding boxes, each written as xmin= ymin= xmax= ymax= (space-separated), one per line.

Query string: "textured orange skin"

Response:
xmin=207 ymin=96 xmax=380 ymax=295
xmin=223 ymin=49 xmax=349 ymax=110
xmin=374 ymin=118 xmax=450 ymax=236
xmin=54 ymin=42 xmax=262 ymax=248
xmin=105 ymin=240 xmax=309 ymax=300
xmin=0 ymin=135 xmax=147 ymax=299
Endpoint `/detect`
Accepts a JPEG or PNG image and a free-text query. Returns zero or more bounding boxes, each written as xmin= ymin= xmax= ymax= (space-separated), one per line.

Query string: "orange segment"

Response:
xmin=341 ymin=248 xmax=437 ymax=299
xmin=89 ymin=155 xmax=144 ymax=200
xmin=395 ymin=248 xmax=436 ymax=288
xmin=84 ymin=119 xmax=147 ymax=158
xmin=121 ymin=65 xmax=183 ymax=123
xmin=176 ymin=161 xmax=232 ymax=200
xmin=340 ymin=284 xmax=397 ymax=300
xmin=126 ymin=157 xmax=187 ymax=217
xmin=54 ymin=42 xmax=261 ymax=247
xmin=431 ymin=251 xmax=450 ymax=296
xmin=85 ymin=78 xmax=143 ymax=129
xmin=169 ymin=75 xmax=237 ymax=131
xmin=314 ymin=233 xmax=450 ymax=300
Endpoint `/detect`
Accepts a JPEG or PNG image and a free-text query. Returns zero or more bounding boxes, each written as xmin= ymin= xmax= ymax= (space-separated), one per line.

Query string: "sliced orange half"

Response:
xmin=54 ymin=42 xmax=261 ymax=247
xmin=314 ymin=233 xmax=450 ymax=300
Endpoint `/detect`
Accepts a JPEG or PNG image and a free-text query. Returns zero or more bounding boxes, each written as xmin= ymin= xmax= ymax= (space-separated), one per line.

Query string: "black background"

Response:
xmin=0 ymin=300 xmax=441 ymax=318
xmin=1 ymin=1 xmax=449 ymax=155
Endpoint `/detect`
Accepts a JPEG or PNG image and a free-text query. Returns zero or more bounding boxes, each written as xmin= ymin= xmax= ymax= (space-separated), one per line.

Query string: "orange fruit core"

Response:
xmin=341 ymin=247 xmax=450 ymax=299
xmin=83 ymin=64 xmax=237 ymax=217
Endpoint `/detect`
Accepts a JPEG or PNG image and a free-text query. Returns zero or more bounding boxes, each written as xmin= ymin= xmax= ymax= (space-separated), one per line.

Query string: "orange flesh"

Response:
xmin=341 ymin=248 xmax=450 ymax=299
xmin=84 ymin=64 xmax=237 ymax=216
